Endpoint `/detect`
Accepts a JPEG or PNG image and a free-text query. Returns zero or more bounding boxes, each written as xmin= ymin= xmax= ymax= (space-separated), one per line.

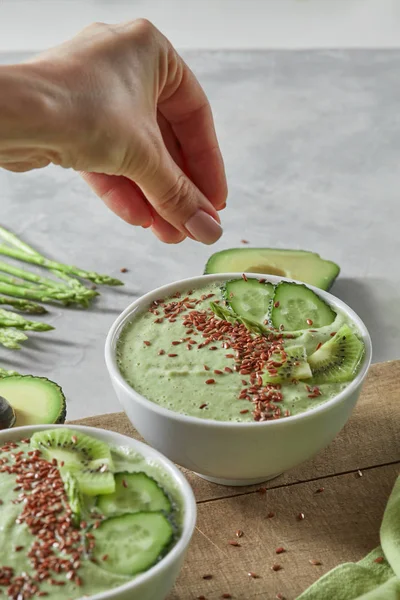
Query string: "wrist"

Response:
xmin=0 ymin=62 xmax=77 ymax=167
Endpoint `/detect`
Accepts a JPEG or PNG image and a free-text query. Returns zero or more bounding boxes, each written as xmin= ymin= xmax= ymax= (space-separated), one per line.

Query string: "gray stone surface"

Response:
xmin=0 ymin=50 xmax=399 ymax=420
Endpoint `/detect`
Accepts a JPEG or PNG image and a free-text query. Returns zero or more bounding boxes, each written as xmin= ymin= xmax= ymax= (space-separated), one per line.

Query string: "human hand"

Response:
xmin=1 ymin=20 xmax=227 ymax=244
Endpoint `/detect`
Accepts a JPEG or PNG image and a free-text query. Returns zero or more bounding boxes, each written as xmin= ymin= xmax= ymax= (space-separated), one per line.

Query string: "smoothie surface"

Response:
xmin=117 ymin=282 xmax=362 ymax=422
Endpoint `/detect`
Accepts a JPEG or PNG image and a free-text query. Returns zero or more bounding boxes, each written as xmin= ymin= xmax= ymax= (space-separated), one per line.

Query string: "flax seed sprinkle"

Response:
xmin=0 ymin=440 xmax=94 ymax=599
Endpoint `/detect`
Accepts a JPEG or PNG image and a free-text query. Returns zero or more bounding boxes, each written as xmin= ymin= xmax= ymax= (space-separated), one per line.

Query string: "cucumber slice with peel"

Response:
xmin=225 ymin=278 xmax=275 ymax=325
xmin=97 ymin=472 xmax=171 ymax=517
xmin=93 ymin=512 xmax=174 ymax=576
xmin=271 ymin=282 xmax=336 ymax=332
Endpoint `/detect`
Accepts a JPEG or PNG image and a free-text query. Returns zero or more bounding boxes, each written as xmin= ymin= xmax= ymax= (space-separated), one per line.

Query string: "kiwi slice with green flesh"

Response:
xmin=31 ymin=428 xmax=115 ymax=496
xmin=271 ymin=282 xmax=336 ymax=332
xmin=263 ymin=345 xmax=312 ymax=384
xmin=308 ymin=325 xmax=365 ymax=384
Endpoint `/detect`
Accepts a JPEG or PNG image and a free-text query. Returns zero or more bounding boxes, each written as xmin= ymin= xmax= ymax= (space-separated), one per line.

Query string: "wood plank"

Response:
xmin=70 ymin=360 xmax=400 ymax=502
xmin=168 ymin=463 xmax=399 ymax=600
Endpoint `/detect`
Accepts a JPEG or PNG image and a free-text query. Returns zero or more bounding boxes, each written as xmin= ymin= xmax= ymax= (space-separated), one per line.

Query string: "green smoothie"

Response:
xmin=0 ymin=429 xmax=182 ymax=599
xmin=117 ymin=280 xmax=365 ymax=422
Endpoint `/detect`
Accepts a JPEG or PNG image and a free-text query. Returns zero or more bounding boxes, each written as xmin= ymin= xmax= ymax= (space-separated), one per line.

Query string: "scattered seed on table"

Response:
xmin=214 ymin=370 xmax=223 ymax=375
xmin=242 ymin=273 xmax=248 ymax=281
xmin=202 ymin=574 xmax=213 ymax=580
xmin=221 ymin=595 xmax=232 ymax=599
xmin=102 ymin=555 xmax=109 ymax=561
xmin=276 ymin=594 xmax=286 ymax=600
xmin=297 ymin=512 xmax=305 ymax=521
xmin=204 ymin=365 xmax=210 ymax=371
xmin=315 ymin=487 xmax=325 ymax=494
xmin=197 ymin=596 xmax=207 ymax=600
xmin=120 ymin=267 xmax=128 ymax=273
xmin=248 ymin=572 xmax=259 ymax=579
xmin=316 ymin=342 xmax=322 ymax=351
xmin=306 ymin=319 xmax=313 ymax=326
xmin=228 ymin=540 xmax=241 ymax=547
xmin=267 ymin=512 xmax=275 ymax=518
xmin=257 ymin=487 xmax=267 ymax=494
xmin=199 ymin=404 xmax=208 ymax=409
xmin=168 ymin=353 xmax=178 ymax=358
xmin=357 ymin=470 xmax=363 ymax=477
xmin=275 ymin=547 xmax=286 ymax=554
xmin=271 ymin=564 xmax=282 ymax=571
xmin=374 ymin=557 xmax=384 ymax=564
xmin=240 ymin=409 xmax=249 ymax=414
xmin=274 ymin=301 xmax=280 ymax=308
xmin=158 ymin=349 xmax=165 ymax=355
xmin=258 ymin=278 xmax=266 ymax=283
xmin=224 ymin=367 xmax=233 ymax=373
xmin=205 ymin=379 xmax=216 ymax=385
xmin=143 ymin=340 xmax=151 ymax=346
xmin=122 ymin=480 xmax=128 ymax=488
xmin=235 ymin=529 xmax=244 ymax=538
xmin=241 ymin=239 xmax=249 ymax=244
xmin=330 ymin=331 xmax=337 ymax=336
xmin=15 ymin=546 xmax=24 ymax=552
xmin=309 ymin=559 xmax=322 ymax=566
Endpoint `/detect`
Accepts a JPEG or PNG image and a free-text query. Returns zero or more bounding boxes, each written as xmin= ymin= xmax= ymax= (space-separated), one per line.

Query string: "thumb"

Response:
xmin=134 ymin=141 xmax=223 ymax=245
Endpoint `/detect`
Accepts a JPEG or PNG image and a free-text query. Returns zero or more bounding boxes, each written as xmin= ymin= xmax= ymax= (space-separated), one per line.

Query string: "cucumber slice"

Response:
xmin=224 ymin=278 xmax=275 ymax=325
xmin=271 ymin=282 xmax=336 ymax=331
xmin=97 ymin=472 xmax=171 ymax=517
xmin=93 ymin=512 xmax=174 ymax=576
xmin=263 ymin=345 xmax=312 ymax=384
xmin=0 ymin=376 xmax=66 ymax=426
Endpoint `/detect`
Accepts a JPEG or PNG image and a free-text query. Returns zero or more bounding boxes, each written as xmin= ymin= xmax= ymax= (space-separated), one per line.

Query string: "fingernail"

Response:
xmin=185 ymin=210 xmax=223 ymax=245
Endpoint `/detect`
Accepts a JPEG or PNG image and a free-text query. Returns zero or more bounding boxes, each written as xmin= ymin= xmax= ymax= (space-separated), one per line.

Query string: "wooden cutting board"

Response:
xmin=70 ymin=360 xmax=400 ymax=600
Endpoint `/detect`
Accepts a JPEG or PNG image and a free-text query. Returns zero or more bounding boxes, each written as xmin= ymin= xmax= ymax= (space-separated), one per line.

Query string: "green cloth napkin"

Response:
xmin=297 ymin=476 xmax=400 ymax=600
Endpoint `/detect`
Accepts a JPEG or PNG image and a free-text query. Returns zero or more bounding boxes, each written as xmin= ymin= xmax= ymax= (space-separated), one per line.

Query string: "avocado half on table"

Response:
xmin=0 ymin=375 xmax=66 ymax=429
xmin=205 ymin=248 xmax=340 ymax=291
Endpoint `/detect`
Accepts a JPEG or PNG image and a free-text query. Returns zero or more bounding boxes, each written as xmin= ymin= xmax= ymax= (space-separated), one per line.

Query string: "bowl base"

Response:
xmin=194 ymin=472 xmax=282 ymax=487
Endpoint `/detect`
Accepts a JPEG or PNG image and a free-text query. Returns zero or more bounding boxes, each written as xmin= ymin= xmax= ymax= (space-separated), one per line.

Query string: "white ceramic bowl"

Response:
xmin=0 ymin=424 xmax=196 ymax=600
xmin=105 ymin=274 xmax=372 ymax=487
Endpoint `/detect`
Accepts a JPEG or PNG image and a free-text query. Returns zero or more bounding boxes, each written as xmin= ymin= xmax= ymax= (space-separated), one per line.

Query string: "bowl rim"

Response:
xmin=105 ymin=273 xmax=372 ymax=429
xmin=0 ymin=423 xmax=197 ymax=599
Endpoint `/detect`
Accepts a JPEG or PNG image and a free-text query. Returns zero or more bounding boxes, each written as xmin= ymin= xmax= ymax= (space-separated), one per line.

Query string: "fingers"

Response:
xmin=132 ymin=134 xmax=223 ymax=245
xmin=158 ymin=49 xmax=228 ymax=211
xmin=80 ymin=172 xmax=153 ymax=227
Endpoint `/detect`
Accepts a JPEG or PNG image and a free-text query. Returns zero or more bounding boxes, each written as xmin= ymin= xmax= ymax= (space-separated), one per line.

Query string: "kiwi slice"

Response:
xmin=31 ymin=428 xmax=115 ymax=496
xmin=308 ymin=325 xmax=365 ymax=384
xmin=263 ymin=345 xmax=312 ymax=384
xmin=70 ymin=468 xmax=115 ymax=497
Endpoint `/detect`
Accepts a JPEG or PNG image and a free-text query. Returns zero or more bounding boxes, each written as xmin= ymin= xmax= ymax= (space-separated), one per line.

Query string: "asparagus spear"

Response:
xmin=0 ymin=296 xmax=47 ymax=314
xmin=0 ymin=232 xmax=123 ymax=286
xmin=0 ymin=260 xmax=70 ymax=290
xmin=0 ymin=227 xmax=92 ymax=292
xmin=0 ymin=281 xmax=76 ymax=304
xmin=0 ymin=309 xmax=53 ymax=332
xmin=0 ymin=273 xmax=39 ymax=290
xmin=0 ymin=328 xmax=28 ymax=349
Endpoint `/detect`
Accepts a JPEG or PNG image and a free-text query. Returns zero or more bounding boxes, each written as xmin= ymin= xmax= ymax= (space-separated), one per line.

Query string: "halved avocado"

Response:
xmin=204 ymin=249 xmax=340 ymax=291
xmin=0 ymin=375 xmax=66 ymax=427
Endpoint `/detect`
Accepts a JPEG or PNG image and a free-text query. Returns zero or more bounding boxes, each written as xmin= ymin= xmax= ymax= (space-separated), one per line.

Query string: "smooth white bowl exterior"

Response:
xmin=0 ymin=425 xmax=196 ymax=600
xmin=106 ymin=274 xmax=372 ymax=486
